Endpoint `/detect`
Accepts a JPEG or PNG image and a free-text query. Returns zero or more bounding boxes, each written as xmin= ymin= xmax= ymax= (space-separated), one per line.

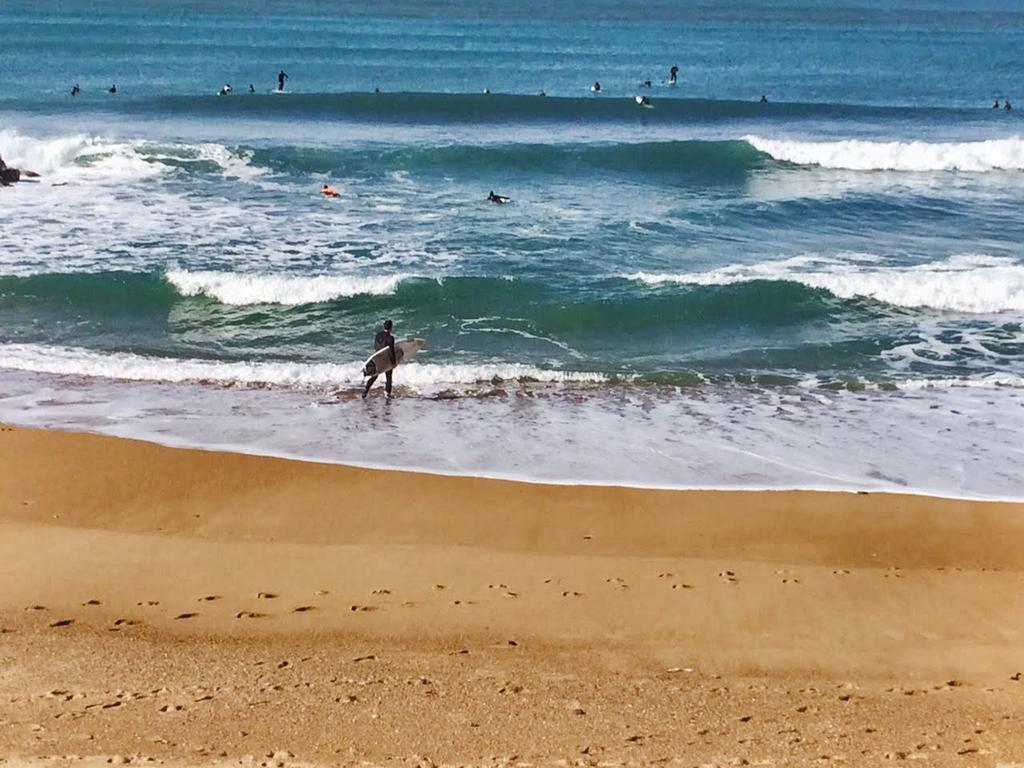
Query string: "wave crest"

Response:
xmin=0 ymin=129 xmax=260 ymax=181
xmin=166 ymin=269 xmax=405 ymax=305
xmin=0 ymin=343 xmax=607 ymax=390
xmin=745 ymin=134 xmax=1024 ymax=172
xmin=628 ymin=254 xmax=1024 ymax=314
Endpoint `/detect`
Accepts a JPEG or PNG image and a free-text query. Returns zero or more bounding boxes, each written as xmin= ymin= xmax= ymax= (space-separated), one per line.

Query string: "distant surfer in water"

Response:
xmin=362 ymin=320 xmax=396 ymax=399
xmin=108 ymin=84 xmax=117 ymax=94
xmin=1006 ymin=100 xmax=1013 ymax=111
xmin=488 ymin=190 xmax=510 ymax=204
xmin=669 ymin=65 xmax=678 ymax=85
xmin=277 ymin=70 xmax=288 ymax=91
xmin=760 ymin=94 xmax=768 ymax=103
xmin=322 ymin=184 xmax=340 ymax=197
xmin=249 ymin=84 xmax=256 ymax=93
xmin=70 ymin=83 xmax=80 ymax=97
xmin=219 ymin=83 xmax=233 ymax=96
xmin=640 ymin=79 xmax=652 ymax=88
xmin=591 ymin=81 xmax=601 ymax=93
xmin=993 ymin=99 xmax=1001 ymax=109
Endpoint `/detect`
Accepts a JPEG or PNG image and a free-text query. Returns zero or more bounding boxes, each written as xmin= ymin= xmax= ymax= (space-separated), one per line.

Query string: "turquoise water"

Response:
xmin=1 ymin=1 xmax=1023 ymax=496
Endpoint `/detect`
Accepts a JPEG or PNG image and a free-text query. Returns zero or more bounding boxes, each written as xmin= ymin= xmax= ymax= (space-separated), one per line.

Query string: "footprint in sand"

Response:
xmin=235 ymin=611 xmax=265 ymax=619
xmin=350 ymin=605 xmax=378 ymax=612
xmin=257 ymin=592 xmax=278 ymax=600
xmin=371 ymin=588 xmax=391 ymax=595
xmin=433 ymin=584 xmax=447 ymax=591
xmin=605 ymin=577 xmax=630 ymax=590
xmin=25 ymin=605 xmax=48 ymax=611
xmin=487 ymin=583 xmax=509 ymax=590
xmin=81 ymin=599 xmax=102 ymax=606
xmin=832 ymin=569 xmax=851 ymax=575
xmin=174 ymin=613 xmax=198 ymax=620
xmin=137 ymin=600 xmax=159 ymax=606
xmin=561 ymin=591 xmax=583 ymax=598
xmin=49 ymin=619 xmax=74 ymax=628
xmin=112 ymin=619 xmax=140 ymax=627
xmin=672 ymin=583 xmax=695 ymax=590
xmin=292 ymin=605 xmax=316 ymax=613
xmin=718 ymin=570 xmax=739 ymax=585
xmin=197 ymin=595 xmax=221 ymax=602
xmin=658 ymin=572 xmax=675 ymax=579
xmin=315 ymin=590 xmax=330 ymax=596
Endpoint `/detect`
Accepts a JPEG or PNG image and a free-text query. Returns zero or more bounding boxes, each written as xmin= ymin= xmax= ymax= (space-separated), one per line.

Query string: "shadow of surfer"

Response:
xmin=362 ymin=319 xmax=396 ymax=399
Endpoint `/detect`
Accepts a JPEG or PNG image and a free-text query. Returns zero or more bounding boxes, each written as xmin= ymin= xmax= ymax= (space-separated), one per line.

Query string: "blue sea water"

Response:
xmin=1 ymin=0 xmax=1022 ymax=497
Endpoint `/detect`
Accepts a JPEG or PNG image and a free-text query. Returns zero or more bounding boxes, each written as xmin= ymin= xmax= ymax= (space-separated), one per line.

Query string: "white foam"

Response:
xmin=894 ymin=375 xmax=1024 ymax=390
xmin=627 ymin=253 xmax=1024 ymax=313
xmin=0 ymin=343 xmax=607 ymax=389
xmin=0 ymin=128 xmax=158 ymax=181
xmin=0 ymin=128 xmax=259 ymax=182
xmin=2 ymin=367 xmax=1022 ymax=501
xmin=166 ymin=269 xmax=406 ymax=305
xmin=745 ymin=134 xmax=1024 ymax=172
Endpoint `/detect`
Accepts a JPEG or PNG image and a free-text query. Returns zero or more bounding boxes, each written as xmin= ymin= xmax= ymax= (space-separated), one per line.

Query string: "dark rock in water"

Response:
xmin=0 ymin=153 xmax=37 ymax=185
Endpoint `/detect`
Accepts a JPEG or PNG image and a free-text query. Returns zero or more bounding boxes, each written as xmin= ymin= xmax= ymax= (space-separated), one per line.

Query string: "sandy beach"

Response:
xmin=1 ymin=424 xmax=1023 ymax=767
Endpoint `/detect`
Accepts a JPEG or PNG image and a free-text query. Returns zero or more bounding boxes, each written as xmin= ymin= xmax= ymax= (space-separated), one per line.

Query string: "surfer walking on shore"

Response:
xmin=362 ymin=319 xmax=397 ymax=399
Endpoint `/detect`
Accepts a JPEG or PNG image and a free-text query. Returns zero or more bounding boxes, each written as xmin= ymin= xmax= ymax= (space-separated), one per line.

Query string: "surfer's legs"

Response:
xmin=385 ymin=370 xmax=393 ymax=397
xmin=362 ymin=374 xmax=378 ymax=398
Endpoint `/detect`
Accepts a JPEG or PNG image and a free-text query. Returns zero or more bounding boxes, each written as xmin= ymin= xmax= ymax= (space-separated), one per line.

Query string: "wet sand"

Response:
xmin=1 ymin=424 xmax=1023 ymax=767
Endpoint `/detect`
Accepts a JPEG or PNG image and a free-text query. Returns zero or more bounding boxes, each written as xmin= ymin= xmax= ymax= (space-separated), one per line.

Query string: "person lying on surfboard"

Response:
xmin=362 ymin=319 xmax=397 ymax=399
xmin=488 ymin=190 xmax=510 ymax=204
xmin=322 ymin=184 xmax=340 ymax=197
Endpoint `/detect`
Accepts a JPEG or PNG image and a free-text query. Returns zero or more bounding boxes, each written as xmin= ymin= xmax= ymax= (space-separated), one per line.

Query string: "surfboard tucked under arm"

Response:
xmin=362 ymin=338 xmax=424 ymax=377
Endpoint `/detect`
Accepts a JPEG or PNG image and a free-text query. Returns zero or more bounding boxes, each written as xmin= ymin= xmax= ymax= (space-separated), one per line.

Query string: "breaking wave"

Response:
xmin=628 ymin=254 xmax=1024 ymax=314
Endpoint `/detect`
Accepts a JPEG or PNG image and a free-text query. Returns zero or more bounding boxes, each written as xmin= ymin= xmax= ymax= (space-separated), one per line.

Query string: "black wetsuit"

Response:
xmin=278 ymin=71 xmax=288 ymax=91
xmin=363 ymin=329 xmax=396 ymax=396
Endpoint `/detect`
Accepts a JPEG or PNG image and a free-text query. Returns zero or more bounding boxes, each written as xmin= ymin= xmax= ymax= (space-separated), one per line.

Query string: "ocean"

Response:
xmin=1 ymin=0 xmax=1022 ymax=498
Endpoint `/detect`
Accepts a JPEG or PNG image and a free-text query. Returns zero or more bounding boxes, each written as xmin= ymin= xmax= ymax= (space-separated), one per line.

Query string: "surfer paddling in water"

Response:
xmin=362 ymin=319 xmax=397 ymax=399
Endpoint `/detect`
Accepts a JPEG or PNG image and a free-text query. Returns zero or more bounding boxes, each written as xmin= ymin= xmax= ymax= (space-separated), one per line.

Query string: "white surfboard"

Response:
xmin=361 ymin=338 xmax=424 ymax=377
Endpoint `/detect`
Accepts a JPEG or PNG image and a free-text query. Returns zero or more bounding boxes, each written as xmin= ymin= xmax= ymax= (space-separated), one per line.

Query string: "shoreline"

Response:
xmin=26 ymin=423 xmax=1024 ymax=505
xmin=3 ymin=424 xmax=1024 ymax=765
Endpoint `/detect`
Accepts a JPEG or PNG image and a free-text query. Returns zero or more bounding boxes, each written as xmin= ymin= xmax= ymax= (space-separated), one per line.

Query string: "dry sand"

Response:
xmin=1 ymin=424 xmax=1023 ymax=767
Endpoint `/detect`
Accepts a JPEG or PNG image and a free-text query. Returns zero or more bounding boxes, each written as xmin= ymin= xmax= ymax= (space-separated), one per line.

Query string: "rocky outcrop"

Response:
xmin=0 ymin=154 xmax=39 ymax=185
